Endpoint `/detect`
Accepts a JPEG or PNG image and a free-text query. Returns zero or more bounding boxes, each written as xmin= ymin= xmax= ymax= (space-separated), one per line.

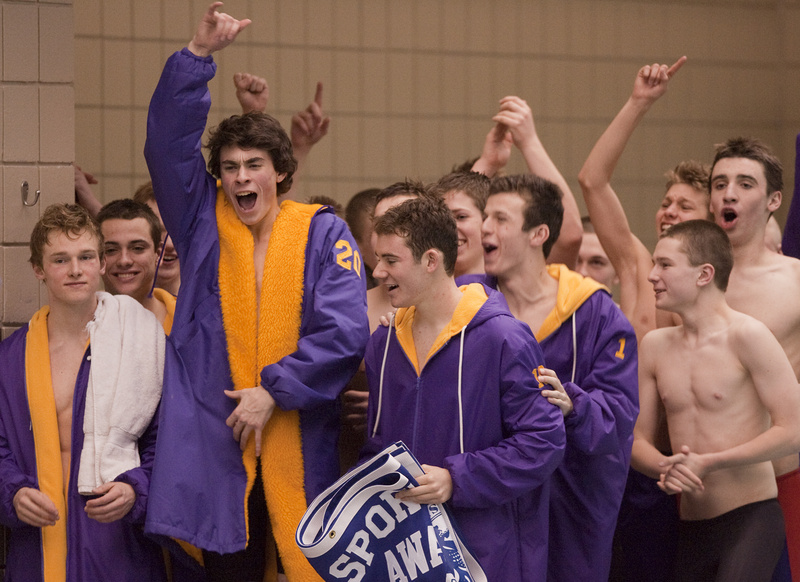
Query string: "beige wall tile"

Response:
xmin=307 ymin=0 xmax=335 ymax=46
xmin=361 ymin=117 xmax=389 ymax=180
xmin=133 ymin=40 xmax=164 ymax=108
xmin=331 ymin=51 xmax=361 ymax=113
xmin=386 ymin=116 xmax=414 ymax=179
xmin=275 ymin=0 xmax=306 ymax=45
xmin=332 ymin=0 xmax=359 ymax=48
xmin=40 ymin=4 xmax=74 ymax=83
xmin=414 ymin=53 xmax=441 ymax=115
xmin=102 ymin=40 xmax=133 ymax=107
xmin=40 ymin=85 xmax=75 ymax=164
xmin=307 ymin=49 xmax=334 ymax=108
xmin=74 ymin=0 xmax=102 ymax=36
xmin=361 ymin=53 xmax=389 ymax=114
xmin=519 ymin=2 xmax=543 ymax=56
xmin=414 ymin=118 xmax=442 ymax=179
xmin=466 ymin=0 xmax=493 ymax=54
xmin=388 ymin=53 xmax=413 ymax=115
xmin=3 ymin=3 xmax=38 ymax=82
xmin=3 ymin=166 xmax=40 ymax=244
xmin=387 ymin=0 xmax=414 ymax=50
xmin=489 ymin=0 xmax=520 ymax=55
xmin=102 ymin=109 xmax=133 ymax=176
xmin=163 ymin=2 xmax=192 ymax=42
xmin=467 ymin=56 xmax=496 ymax=117
xmin=362 ymin=1 xmax=388 ymax=49
xmin=277 ymin=48 xmax=307 ymax=112
xmin=133 ymin=0 xmax=162 ymax=39
xmin=332 ymin=115 xmax=361 ymax=178
xmin=75 ymin=106 xmax=103 ymax=174
xmin=39 ymin=165 xmax=73 ymax=209
xmin=74 ymin=38 xmax=102 ymax=106
xmin=541 ymin=0 xmax=570 ymax=56
xmin=101 ymin=0 xmax=132 ymax=38
xmin=440 ymin=55 xmax=468 ymax=116
xmin=4 ymin=245 xmax=39 ymax=324
xmin=414 ymin=2 xmax=441 ymax=52
xmin=441 ymin=0 xmax=468 ymax=53
xmin=4 ymin=85 xmax=39 ymax=163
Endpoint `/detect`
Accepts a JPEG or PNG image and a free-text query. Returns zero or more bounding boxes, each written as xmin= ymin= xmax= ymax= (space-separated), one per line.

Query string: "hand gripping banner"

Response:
xmin=296 ymin=442 xmax=487 ymax=582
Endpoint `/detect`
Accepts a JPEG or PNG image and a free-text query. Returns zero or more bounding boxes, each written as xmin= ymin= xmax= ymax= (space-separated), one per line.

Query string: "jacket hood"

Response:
xmin=394 ymin=283 xmax=507 ymax=374
xmin=537 ymin=264 xmax=608 ymax=342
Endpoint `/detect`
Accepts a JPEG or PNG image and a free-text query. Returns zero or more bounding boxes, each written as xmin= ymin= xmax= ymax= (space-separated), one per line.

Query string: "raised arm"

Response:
xmin=187 ymin=2 xmax=251 ymax=58
xmin=234 ymin=72 xmax=269 ymax=114
xmin=471 ymin=122 xmax=513 ymax=178
xmin=492 ymin=96 xmax=582 ymax=267
xmin=284 ymin=82 xmax=330 ymax=201
xmin=577 ymin=57 xmax=686 ymax=340
xmin=144 ymin=2 xmax=250 ymax=246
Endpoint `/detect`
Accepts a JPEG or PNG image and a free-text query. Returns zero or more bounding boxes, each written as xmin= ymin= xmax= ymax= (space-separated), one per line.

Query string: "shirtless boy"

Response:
xmin=0 ymin=204 xmax=166 ymax=581
xmin=632 ymin=219 xmax=800 ymax=580
xmin=708 ymin=137 xmax=800 ymax=577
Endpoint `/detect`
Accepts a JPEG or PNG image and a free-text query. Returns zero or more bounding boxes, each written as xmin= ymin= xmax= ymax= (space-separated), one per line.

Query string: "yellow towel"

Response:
xmin=217 ymin=191 xmax=324 ymax=582
xmin=26 ymin=307 xmax=68 ymax=582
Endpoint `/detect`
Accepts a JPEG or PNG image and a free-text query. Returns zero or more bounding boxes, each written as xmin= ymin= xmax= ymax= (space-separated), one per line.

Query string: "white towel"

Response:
xmin=77 ymin=292 xmax=165 ymax=494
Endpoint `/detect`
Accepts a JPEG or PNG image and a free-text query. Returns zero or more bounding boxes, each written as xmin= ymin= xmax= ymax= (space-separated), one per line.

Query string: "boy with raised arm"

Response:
xmin=143 ymin=4 xmax=368 ymax=581
xmin=0 ymin=204 xmax=167 ymax=581
xmin=632 ymin=219 xmax=800 ymax=580
xmin=363 ymin=195 xmax=565 ymax=581
xmin=578 ymin=56 xmax=711 ymax=341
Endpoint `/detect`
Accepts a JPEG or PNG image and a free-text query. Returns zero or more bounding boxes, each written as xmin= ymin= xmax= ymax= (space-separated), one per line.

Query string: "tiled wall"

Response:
xmin=1 ymin=0 xmax=74 ymax=333
xmin=3 ymin=0 xmax=800 ymax=328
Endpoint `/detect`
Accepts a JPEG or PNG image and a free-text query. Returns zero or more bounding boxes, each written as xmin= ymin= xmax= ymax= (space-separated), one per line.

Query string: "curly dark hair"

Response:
xmin=206 ymin=112 xmax=297 ymax=196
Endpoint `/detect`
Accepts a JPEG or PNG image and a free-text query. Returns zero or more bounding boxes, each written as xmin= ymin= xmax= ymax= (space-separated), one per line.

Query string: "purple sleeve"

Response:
xmin=261 ymin=213 xmax=369 ymax=411
xmin=561 ymin=304 xmax=639 ymax=456
xmin=144 ymin=48 xmax=218 ymax=252
xmin=114 ymin=405 xmax=159 ymax=525
xmin=781 ymin=133 xmax=800 ymax=259
xmin=444 ymin=332 xmax=566 ymax=509
xmin=0 ymin=425 xmax=36 ymax=528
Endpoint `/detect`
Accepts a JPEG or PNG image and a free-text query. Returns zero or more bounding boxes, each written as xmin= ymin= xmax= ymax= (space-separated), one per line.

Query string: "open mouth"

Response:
xmin=387 ymin=284 xmax=398 ymax=292
xmin=660 ymin=223 xmax=673 ymax=233
xmin=236 ymin=192 xmax=258 ymax=211
xmin=113 ymin=272 xmax=139 ymax=281
xmin=721 ymin=208 xmax=738 ymax=226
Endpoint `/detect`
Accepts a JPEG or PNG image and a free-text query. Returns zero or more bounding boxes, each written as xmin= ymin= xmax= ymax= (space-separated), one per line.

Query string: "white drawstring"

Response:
xmin=371 ymin=315 xmax=394 ymax=438
xmin=457 ymin=325 xmax=467 ymax=454
xmin=571 ymin=314 xmax=577 ymax=383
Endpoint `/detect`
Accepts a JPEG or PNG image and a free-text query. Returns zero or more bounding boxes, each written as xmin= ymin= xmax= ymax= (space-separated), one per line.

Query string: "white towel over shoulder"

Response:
xmin=77 ymin=292 xmax=165 ymax=494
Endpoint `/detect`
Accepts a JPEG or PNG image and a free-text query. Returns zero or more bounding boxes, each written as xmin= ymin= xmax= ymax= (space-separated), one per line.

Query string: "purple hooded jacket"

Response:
xmin=0 ymin=328 xmax=167 ymax=582
xmin=363 ymin=284 xmax=566 ymax=581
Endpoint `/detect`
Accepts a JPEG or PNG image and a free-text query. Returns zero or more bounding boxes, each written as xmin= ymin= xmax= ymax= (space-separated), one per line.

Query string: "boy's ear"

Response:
xmin=767 ymin=189 xmax=782 ymax=213
xmin=32 ymin=263 xmax=45 ymax=281
xmin=423 ymin=249 xmax=440 ymax=273
xmin=696 ymin=263 xmax=715 ymax=287
xmin=527 ymin=224 xmax=550 ymax=249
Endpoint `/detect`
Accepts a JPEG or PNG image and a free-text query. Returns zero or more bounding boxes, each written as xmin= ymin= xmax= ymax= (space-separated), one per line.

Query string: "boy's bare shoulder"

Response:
xmin=639 ymin=325 xmax=681 ymax=355
xmin=726 ymin=308 xmax=779 ymax=350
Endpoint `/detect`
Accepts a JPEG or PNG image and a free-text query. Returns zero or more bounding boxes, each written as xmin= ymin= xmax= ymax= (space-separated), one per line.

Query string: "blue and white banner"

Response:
xmin=296 ymin=442 xmax=487 ymax=582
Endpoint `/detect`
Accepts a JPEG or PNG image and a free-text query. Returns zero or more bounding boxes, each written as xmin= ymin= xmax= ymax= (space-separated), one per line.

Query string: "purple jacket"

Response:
xmin=782 ymin=132 xmax=800 ymax=259
xmin=363 ymin=284 xmax=566 ymax=581
xmin=143 ymin=49 xmax=369 ymax=554
xmin=460 ymin=268 xmax=639 ymax=581
xmin=0 ymin=327 xmax=167 ymax=582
